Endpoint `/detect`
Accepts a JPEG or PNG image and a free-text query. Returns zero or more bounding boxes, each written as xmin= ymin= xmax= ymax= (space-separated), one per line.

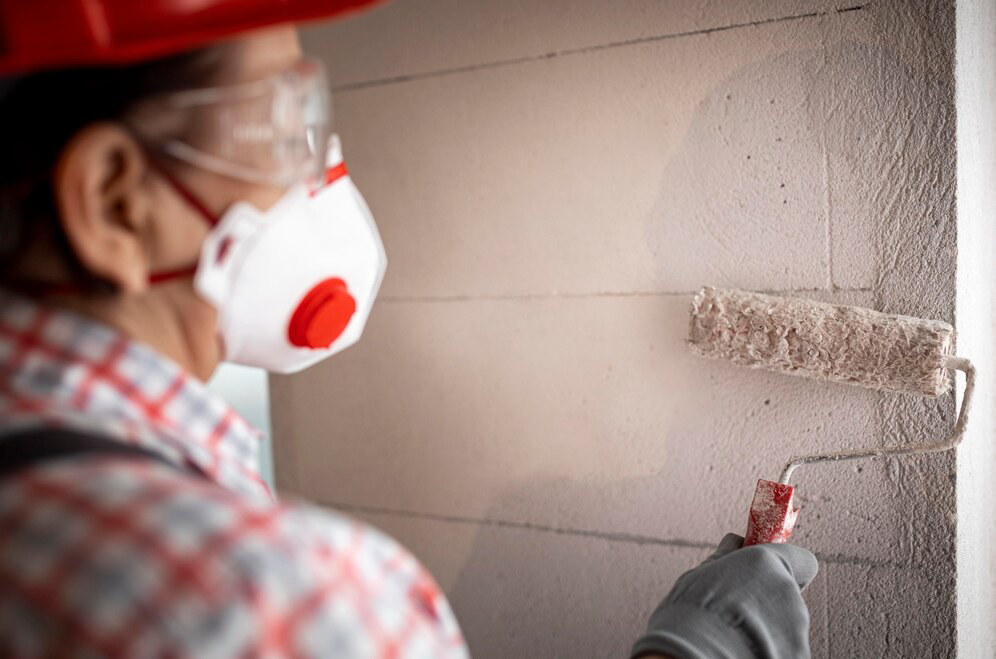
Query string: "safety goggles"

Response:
xmin=132 ymin=57 xmax=332 ymax=190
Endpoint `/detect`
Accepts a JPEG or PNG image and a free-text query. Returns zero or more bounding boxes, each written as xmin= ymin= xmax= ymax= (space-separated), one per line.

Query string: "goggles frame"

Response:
xmin=132 ymin=57 xmax=332 ymax=190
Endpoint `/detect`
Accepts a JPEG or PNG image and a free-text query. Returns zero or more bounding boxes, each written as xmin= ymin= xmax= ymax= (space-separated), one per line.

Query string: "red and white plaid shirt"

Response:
xmin=0 ymin=290 xmax=468 ymax=658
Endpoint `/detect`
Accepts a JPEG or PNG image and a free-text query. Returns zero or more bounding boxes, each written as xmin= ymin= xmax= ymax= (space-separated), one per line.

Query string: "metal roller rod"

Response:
xmin=778 ymin=356 xmax=976 ymax=485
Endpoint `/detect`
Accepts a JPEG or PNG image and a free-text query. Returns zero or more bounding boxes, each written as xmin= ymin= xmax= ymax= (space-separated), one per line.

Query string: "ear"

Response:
xmin=53 ymin=123 xmax=153 ymax=295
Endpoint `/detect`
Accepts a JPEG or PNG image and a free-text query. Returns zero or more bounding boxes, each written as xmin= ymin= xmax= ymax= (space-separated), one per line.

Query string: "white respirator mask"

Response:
xmin=135 ymin=59 xmax=387 ymax=373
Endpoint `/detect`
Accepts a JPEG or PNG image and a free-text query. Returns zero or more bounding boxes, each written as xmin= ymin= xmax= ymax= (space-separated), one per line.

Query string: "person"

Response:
xmin=0 ymin=2 xmax=818 ymax=657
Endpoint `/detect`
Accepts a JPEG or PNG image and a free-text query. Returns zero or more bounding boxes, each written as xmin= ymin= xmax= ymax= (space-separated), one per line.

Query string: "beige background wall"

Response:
xmin=272 ymin=1 xmax=966 ymax=656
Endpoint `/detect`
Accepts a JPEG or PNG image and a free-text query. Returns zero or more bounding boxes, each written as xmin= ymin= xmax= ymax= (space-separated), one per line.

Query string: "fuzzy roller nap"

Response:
xmin=688 ymin=286 xmax=976 ymax=546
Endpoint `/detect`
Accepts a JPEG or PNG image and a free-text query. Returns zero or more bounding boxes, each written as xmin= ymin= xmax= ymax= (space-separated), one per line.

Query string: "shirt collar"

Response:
xmin=0 ymin=289 xmax=271 ymax=501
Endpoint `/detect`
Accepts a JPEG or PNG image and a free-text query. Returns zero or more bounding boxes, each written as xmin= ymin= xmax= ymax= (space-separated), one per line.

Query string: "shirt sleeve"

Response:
xmin=0 ymin=456 xmax=468 ymax=658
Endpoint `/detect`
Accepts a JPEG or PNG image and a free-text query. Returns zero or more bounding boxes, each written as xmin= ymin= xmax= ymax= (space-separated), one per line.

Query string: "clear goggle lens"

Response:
xmin=133 ymin=57 xmax=332 ymax=190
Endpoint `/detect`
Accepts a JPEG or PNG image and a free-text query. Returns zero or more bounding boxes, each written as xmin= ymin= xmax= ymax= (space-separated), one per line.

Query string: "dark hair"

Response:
xmin=0 ymin=47 xmax=226 ymax=292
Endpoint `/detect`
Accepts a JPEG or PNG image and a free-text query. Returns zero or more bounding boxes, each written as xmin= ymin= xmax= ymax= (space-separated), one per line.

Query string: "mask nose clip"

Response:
xmin=287 ymin=277 xmax=357 ymax=349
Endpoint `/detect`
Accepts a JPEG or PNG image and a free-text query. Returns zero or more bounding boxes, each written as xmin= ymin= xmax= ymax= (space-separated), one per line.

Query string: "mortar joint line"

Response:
xmin=319 ymin=499 xmax=913 ymax=570
xmin=379 ymin=287 xmax=873 ymax=303
xmin=333 ymin=5 xmax=867 ymax=93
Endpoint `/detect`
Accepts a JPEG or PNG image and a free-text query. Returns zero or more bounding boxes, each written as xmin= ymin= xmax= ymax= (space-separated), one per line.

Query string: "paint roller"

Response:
xmin=688 ymin=286 xmax=976 ymax=546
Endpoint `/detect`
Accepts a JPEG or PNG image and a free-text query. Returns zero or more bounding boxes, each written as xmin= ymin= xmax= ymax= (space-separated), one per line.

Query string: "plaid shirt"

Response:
xmin=0 ymin=290 xmax=467 ymax=658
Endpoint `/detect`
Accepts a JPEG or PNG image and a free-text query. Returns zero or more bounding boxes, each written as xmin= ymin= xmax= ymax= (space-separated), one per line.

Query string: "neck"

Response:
xmin=50 ymin=284 xmax=221 ymax=382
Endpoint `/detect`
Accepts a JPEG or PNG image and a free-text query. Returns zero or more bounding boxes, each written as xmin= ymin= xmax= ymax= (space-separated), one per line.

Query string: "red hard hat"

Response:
xmin=0 ymin=0 xmax=383 ymax=76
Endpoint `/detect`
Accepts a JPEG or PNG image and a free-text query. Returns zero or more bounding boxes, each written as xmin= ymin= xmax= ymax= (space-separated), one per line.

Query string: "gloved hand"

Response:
xmin=631 ymin=533 xmax=818 ymax=659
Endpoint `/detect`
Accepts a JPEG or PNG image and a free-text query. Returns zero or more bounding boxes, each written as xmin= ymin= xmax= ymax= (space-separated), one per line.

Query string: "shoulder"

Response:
xmin=0 ymin=455 xmax=466 ymax=658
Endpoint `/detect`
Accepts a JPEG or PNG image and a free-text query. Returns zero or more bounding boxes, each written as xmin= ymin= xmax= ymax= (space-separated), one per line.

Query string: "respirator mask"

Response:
xmin=133 ymin=58 xmax=386 ymax=374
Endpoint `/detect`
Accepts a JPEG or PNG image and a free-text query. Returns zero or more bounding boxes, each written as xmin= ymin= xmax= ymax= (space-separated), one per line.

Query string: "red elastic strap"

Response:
xmin=151 ymin=161 xmax=221 ymax=227
xmin=28 ymin=262 xmax=199 ymax=296
xmin=138 ymin=157 xmax=220 ymax=285
xmin=149 ymin=264 xmax=199 ymax=285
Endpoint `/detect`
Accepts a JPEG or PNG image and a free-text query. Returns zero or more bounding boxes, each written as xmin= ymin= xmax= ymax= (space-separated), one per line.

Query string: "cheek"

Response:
xmin=197 ymin=167 xmax=287 ymax=213
xmin=149 ymin=182 xmax=212 ymax=268
xmin=241 ymin=182 xmax=289 ymax=212
xmin=151 ymin=169 xmax=285 ymax=269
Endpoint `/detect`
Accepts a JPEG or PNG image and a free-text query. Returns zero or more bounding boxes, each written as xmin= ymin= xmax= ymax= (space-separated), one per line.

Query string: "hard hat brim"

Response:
xmin=0 ymin=0 xmax=385 ymax=76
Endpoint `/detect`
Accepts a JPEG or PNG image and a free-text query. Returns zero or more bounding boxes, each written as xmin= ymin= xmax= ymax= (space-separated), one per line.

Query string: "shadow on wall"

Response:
xmin=317 ymin=34 xmax=956 ymax=659
xmin=435 ymin=473 xmax=823 ymax=658
xmin=441 ymin=473 xmax=711 ymax=659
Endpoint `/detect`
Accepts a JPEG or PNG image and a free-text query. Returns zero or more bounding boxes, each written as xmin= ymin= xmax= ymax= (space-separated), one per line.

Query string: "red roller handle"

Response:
xmin=744 ymin=479 xmax=800 ymax=546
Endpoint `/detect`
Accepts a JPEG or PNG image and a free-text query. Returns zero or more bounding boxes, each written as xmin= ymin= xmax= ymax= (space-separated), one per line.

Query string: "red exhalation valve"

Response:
xmin=288 ymin=277 xmax=356 ymax=349
xmin=744 ymin=479 xmax=799 ymax=546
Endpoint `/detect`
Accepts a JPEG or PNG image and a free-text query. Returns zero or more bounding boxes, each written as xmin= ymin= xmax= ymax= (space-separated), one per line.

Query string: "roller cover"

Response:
xmin=688 ymin=286 xmax=954 ymax=396
xmin=744 ymin=479 xmax=799 ymax=546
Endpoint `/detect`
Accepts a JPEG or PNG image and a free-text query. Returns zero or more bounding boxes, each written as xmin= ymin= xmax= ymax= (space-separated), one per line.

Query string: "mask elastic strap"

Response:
xmin=152 ymin=162 xmax=221 ymax=227
xmin=144 ymin=157 xmax=222 ymax=285
xmin=24 ymin=156 xmax=218 ymax=296
xmin=149 ymin=265 xmax=200 ymax=284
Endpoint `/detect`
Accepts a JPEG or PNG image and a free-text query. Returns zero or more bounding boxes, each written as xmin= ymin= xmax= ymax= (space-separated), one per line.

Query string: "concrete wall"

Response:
xmin=272 ymin=1 xmax=970 ymax=656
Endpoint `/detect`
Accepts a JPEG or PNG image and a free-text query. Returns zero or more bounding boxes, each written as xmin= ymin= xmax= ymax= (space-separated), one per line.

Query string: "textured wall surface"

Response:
xmin=272 ymin=1 xmax=965 ymax=656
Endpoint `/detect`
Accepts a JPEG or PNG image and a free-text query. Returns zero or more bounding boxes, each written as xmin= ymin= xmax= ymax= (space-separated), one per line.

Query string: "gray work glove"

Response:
xmin=631 ymin=533 xmax=818 ymax=659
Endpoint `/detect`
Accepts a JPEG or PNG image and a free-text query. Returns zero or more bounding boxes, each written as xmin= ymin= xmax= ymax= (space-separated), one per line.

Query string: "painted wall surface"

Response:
xmin=272 ymin=1 xmax=967 ymax=656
